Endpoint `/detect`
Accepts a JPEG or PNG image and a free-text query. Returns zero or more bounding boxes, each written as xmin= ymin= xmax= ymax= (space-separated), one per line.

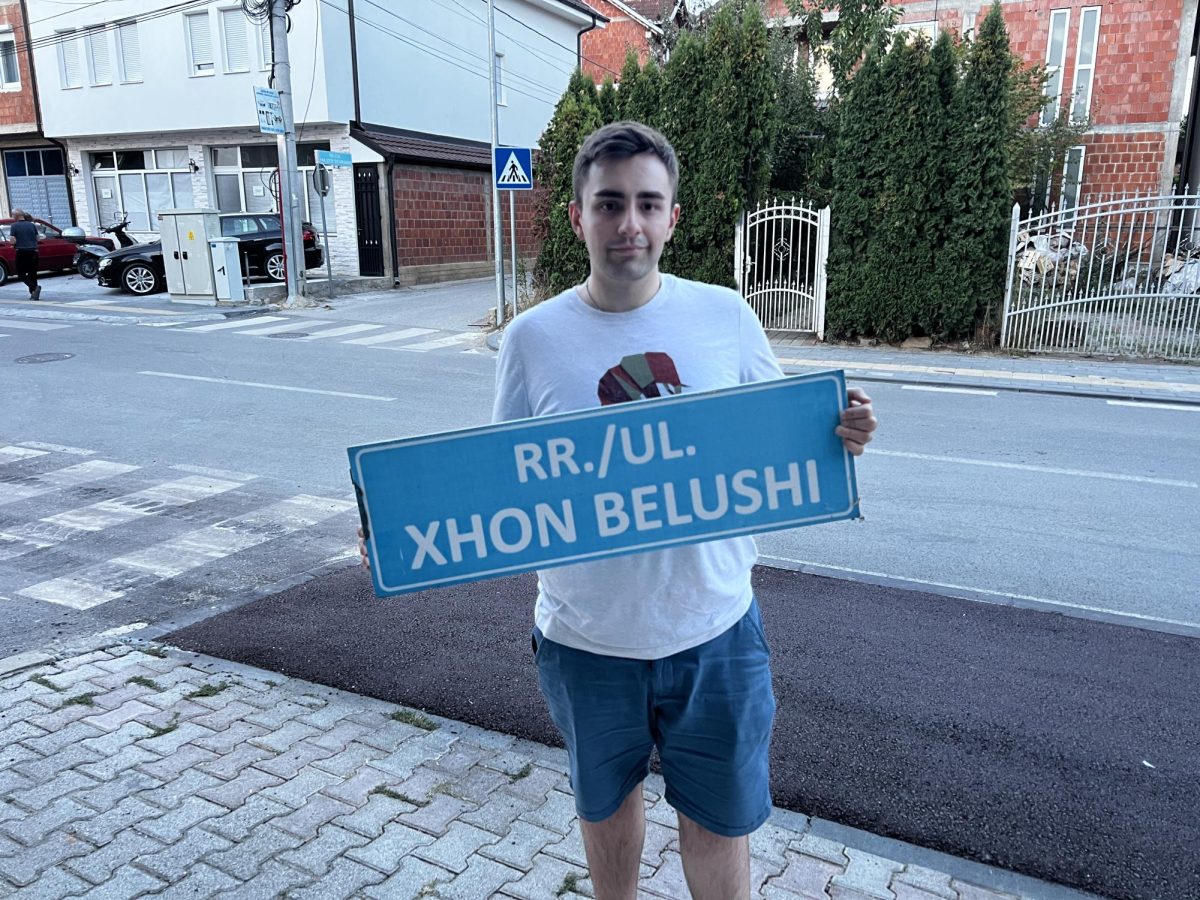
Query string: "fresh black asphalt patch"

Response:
xmin=164 ymin=564 xmax=1200 ymax=900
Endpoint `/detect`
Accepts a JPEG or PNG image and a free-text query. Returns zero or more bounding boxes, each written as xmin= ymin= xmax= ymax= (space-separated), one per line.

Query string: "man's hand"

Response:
xmin=357 ymin=526 xmax=370 ymax=571
xmin=836 ymin=387 xmax=877 ymax=456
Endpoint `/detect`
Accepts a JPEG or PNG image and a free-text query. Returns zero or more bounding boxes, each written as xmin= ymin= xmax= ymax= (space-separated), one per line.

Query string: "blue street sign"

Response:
xmin=494 ymin=147 xmax=533 ymax=190
xmin=348 ymin=372 xmax=859 ymax=597
xmin=254 ymin=87 xmax=284 ymax=136
xmin=316 ymin=150 xmax=353 ymax=168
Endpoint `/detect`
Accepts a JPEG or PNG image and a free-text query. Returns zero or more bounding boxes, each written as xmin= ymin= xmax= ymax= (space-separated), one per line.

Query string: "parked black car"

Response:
xmin=96 ymin=213 xmax=324 ymax=295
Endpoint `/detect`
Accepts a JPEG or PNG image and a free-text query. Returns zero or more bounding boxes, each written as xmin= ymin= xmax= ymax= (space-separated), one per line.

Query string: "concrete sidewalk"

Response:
xmin=0 ymin=637 xmax=1101 ymax=900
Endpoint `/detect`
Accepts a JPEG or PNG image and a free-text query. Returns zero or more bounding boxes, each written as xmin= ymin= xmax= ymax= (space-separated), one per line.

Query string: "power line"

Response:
xmin=317 ymin=0 xmax=560 ymax=108
xmin=18 ymin=0 xmax=220 ymax=56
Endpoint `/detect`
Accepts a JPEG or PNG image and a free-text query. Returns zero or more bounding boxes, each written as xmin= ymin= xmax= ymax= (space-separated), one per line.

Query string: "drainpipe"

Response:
xmin=576 ymin=15 xmax=599 ymax=69
xmin=347 ymin=0 xmax=361 ymax=127
xmin=387 ymin=155 xmax=399 ymax=286
xmin=18 ymin=0 xmax=77 ymax=225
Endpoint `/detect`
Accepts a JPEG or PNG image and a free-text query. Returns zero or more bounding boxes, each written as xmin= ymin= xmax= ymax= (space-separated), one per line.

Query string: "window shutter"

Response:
xmin=221 ymin=9 xmax=249 ymax=72
xmin=59 ymin=31 xmax=82 ymax=87
xmin=119 ymin=23 xmax=141 ymax=81
xmin=87 ymin=27 xmax=111 ymax=84
xmin=259 ymin=21 xmax=272 ymax=69
xmin=186 ymin=13 xmax=214 ymax=73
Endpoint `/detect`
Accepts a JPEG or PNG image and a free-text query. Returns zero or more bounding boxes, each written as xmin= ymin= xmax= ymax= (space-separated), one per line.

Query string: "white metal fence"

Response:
xmin=1002 ymin=191 xmax=1200 ymax=360
xmin=735 ymin=199 xmax=830 ymax=338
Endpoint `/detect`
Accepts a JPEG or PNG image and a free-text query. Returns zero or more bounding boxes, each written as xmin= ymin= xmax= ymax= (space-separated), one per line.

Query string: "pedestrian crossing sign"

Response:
xmin=494 ymin=147 xmax=533 ymax=190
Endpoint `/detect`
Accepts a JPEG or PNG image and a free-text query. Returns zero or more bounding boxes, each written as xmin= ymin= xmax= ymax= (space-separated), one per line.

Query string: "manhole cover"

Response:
xmin=268 ymin=332 xmax=308 ymax=339
xmin=15 ymin=353 xmax=74 ymax=364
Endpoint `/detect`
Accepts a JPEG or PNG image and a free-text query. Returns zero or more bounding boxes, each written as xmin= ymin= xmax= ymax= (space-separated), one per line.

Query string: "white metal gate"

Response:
xmin=736 ymin=199 xmax=830 ymax=338
xmin=1002 ymin=191 xmax=1200 ymax=361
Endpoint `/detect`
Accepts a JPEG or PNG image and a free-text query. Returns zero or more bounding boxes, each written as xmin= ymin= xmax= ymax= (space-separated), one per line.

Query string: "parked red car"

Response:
xmin=0 ymin=218 xmax=114 ymax=285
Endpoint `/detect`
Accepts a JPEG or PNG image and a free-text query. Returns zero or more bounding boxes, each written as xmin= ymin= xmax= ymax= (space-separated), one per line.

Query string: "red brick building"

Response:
xmin=580 ymin=0 xmax=683 ymax=82
xmin=0 ymin=0 xmax=72 ymax=225
xmin=763 ymin=0 xmax=1196 ymax=205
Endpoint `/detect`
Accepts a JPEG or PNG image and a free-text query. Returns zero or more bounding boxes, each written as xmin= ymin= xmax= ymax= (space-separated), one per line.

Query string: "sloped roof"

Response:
xmin=622 ymin=0 xmax=680 ymax=22
xmin=554 ymin=0 xmax=610 ymax=19
xmin=353 ymin=126 xmax=491 ymax=169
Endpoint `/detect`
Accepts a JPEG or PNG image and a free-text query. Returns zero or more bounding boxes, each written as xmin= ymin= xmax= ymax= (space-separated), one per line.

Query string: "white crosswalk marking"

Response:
xmin=18 ymin=441 xmax=97 ymax=456
xmin=0 ymin=319 xmax=71 ymax=331
xmin=0 ymin=460 xmax=138 ymax=506
xmin=236 ymin=319 xmax=334 ymax=336
xmin=0 ymin=446 xmax=49 ymax=464
xmin=342 ymin=327 xmax=438 ymax=346
xmin=20 ymin=494 xmax=355 ymax=609
xmin=183 ymin=316 xmax=288 ymax=332
xmin=0 ymin=475 xmax=244 ymax=560
xmin=65 ymin=299 xmax=122 ymax=307
xmin=294 ymin=323 xmax=384 ymax=341
xmin=391 ymin=332 xmax=479 ymax=352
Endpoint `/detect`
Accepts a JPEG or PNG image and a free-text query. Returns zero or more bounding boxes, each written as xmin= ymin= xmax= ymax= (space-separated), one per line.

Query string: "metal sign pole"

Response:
xmin=318 ymin=165 xmax=333 ymax=300
xmin=486 ymin=0 xmax=505 ymax=327
xmin=509 ymin=191 xmax=518 ymax=318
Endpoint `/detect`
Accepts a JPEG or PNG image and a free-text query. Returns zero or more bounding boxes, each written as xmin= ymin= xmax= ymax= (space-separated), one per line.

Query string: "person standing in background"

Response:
xmin=9 ymin=210 xmax=41 ymax=301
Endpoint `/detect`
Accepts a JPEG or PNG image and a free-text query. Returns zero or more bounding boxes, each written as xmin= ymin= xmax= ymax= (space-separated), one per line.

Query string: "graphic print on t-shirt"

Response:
xmin=597 ymin=352 xmax=685 ymax=406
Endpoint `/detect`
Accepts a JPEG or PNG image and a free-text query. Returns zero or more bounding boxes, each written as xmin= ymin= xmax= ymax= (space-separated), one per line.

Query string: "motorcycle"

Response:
xmin=73 ymin=216 xmax=137 ymax=279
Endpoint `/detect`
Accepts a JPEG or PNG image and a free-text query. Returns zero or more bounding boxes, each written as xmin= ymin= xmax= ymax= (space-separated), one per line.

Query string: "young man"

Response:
xmin=9 ymin=210 xmax=41 ymax=301
xmin=491 ymin=122 xmax=877 ymax=899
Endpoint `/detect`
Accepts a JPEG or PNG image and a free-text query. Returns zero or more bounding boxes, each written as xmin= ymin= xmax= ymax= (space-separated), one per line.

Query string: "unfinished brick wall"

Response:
xmin=580 ymin=1 xmax=654 ymax=83
xmin=391 ymin=163 xmax=544 ymax=269
xmin=0 ymin=0 xmax=37 ymax=134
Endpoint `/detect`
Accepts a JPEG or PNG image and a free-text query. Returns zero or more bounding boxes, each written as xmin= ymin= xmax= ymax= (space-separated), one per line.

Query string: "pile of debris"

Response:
xmin=1015 ymin=229 xmax=1089 ymax=284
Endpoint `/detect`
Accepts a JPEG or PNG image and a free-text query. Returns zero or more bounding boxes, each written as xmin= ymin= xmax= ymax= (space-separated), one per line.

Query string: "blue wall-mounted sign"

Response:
xmin=349 ymin=371 xmax=859 ymax=597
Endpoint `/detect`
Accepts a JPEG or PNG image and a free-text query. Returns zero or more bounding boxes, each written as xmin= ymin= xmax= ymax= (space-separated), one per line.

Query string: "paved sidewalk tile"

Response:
xmin=346 ymin=821 xmax=436 ymax=873
xmin=831 ymin=848 xmax=904 ymax=899
xmin=15 ymin=865 xmax=92 ymax=900
xmin=362 ymin=857 xmax=454 ymax=899
xmin=217 ymin=859 xmax=313 ymax=899
xmin=289 ymin=857 xmax=387 ymax=899
xmin=201 ymin=795 xmax=292 ymax=842
xmin=0 ymin=830 xmax=97 ymax=886
xmin=479 ymin=820 xmax=564 ymax=870
xmin=273 ymin=793 xmax=357 ymax=839
xmin=767 ymin=850 xmax=845 ymax=899
xmin=412 ymin=821 xmax=502 ymax=873
xmin=135 ymin=826 xmax=231 ymax=881
xmin=335 ymin=793 xmax=418 ymax=839
xmin=70 ymin=864 xmax=166 ymax=898
xmin=63 ymin=830 xmax=163 ymax=885
xmin=499 ymin=853 xmax=590 ymax=900
xmin=277 ymin=824 xmax=370 ymax=876
xmin=149 ymin=862 xmax=240 ymax=899
xmin=951 ymin=880 xmax=1021 ymax=900
xmin=437 ymin=853 xmax=523 ymax=899
xmin=204 ymin=825 xmax=303 ymax=880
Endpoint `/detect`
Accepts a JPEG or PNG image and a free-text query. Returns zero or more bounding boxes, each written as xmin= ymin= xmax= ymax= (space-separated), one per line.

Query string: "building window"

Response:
xmin=185 ymin=12 xmax=215 ymax=76
xmin=90 ymin=148 xmax=194 ymax=232
xmin=0 ymin=31 xmax=19 ymax=90
xmin=57 ymin=29 xmax=83 ymax=89
xmin=117 ymin=22 xmax=141 ymax=83
xmin=1060 ymin=146 xmax=1085 ymax=222
xmin=210 ymin=142 xmax=335 ymax=231
xmin=86 ymin=26 xmax=112 ymax=86
xmin=1070 ymin=7 xmax=1100 ymax=124
xmin=1040 ymin=9 xmax=1070 ymax=126
xmin=221 ymin=8 xmax=250 ymax=73
xmin=494 ymin=52 xmax=506 ymax=106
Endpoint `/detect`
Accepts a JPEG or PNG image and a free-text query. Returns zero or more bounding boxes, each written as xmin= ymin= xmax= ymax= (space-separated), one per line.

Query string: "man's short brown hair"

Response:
xmin=572 ymin=121 xmax=679 ymax=204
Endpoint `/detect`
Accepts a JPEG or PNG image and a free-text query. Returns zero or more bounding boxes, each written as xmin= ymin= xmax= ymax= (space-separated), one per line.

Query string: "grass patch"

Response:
xmin=556 ymin=872 xmax=582 ymax=897
xmin=185 ymin=681 xmax=230 ymax=700
xmin=511 ymin=763 xmax=533 ymax=782
xmin=146 ymin=713 xmax=180 ymax=739
xmin=417 ymin=881 xmax=440 ymax=898
xmin=29 ymin=675 xmax=61 ymax=692
xmin=126 ymin=676 xmax=162 ymax=691
xmin=61 ymin=692 xmax=99 ymax=708
xmin=140 ymin=647 xmax=168 ymax=659
xmin=390 ymin=709 xmax=438 ymax=731
xmin=370 ymin=786 xmax=427 ymax=807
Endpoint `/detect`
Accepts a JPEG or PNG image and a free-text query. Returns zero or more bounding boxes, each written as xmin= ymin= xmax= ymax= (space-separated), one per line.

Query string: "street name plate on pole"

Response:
xmin=349 ymin=371 xmax=859 ymax=597
xmin=494 ymin=147 xmax=533 ymax=190
xmin=315 ymin=149 xmax=353 ymax=168
xmin=254 ymin=87 xmax=284 ymax=135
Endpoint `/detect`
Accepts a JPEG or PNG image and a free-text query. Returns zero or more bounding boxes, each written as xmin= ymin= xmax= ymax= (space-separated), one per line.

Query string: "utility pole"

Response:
xmin=270 ymin=0 xmax=309 ymax=308
xmin=486 ymin=0 xmax=505 ymax=327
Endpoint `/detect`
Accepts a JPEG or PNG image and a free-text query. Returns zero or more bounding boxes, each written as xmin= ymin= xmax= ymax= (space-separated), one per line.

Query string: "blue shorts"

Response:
xmin=533 ymin=600 xmax=775 ymax=837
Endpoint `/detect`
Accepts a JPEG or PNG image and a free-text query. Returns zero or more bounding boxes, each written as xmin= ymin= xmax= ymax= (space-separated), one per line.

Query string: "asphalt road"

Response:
xmin=2 ymin=311 xmax=1197 ymax=637
xmin=163 ymin=562 xmax=1200 ymax=900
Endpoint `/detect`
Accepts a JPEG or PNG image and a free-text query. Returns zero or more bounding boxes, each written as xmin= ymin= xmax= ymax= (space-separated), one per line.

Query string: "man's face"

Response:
xmin=568 ymin=153 xmax=680 ymax=284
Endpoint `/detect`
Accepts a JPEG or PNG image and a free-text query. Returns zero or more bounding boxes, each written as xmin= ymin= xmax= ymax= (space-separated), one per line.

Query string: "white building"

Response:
xmin=27 ymin=0 xmax=603 ymax=282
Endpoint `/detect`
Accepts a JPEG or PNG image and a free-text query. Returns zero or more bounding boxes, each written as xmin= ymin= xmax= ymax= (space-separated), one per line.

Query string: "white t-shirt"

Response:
xmin=492 ymin=274 xmax=783 ymax=659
